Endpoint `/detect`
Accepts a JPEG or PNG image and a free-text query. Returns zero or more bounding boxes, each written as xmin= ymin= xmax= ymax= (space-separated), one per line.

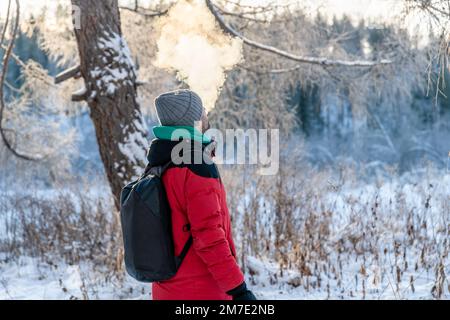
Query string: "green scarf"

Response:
xmin=152 ymin=126 xmax=211 ymax=144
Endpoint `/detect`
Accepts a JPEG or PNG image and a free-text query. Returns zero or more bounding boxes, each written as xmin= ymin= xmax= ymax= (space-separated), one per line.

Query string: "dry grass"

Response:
xmin=0 ymin=159 xmax=448 ymax=299
xmin=221 ymin=158 xmax=450 ymax=299
xmin=0 ymin=189 xmax=123 ymax=276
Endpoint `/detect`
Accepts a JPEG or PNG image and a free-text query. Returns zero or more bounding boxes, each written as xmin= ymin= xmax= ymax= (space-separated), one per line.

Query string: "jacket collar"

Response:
xmin=147 ymin=138 xmax=216 ymax=168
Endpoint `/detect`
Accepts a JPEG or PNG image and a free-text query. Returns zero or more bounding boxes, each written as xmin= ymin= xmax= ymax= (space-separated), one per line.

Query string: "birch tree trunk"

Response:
xmin=71 ymin=0 xmax=149 ymax=210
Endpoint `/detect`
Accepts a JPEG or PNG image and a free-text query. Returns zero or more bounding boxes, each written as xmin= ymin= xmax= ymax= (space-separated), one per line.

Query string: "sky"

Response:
xmin=239 ymin=0 xmax=401 ymax=18
xmin=0 ymin=0 xmax=441 ymax=45
xmin=237 ymin=0 xmax=435 ymax=40
xmin=301 ymin=0 xmax=402 ymax=22
xmin=0 ymin=0 xmax=405 ymax=22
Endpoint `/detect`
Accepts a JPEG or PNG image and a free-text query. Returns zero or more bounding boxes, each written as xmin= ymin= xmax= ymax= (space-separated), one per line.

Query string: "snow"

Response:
xmin=72 ymin=87 xmax=87 ymax=96
xmin=0 ymin=257 xmax=151 ymax=300
xmin=247 ymin=255 xmax=442 ymax=300
xmin=0 ymin=252 xmax=446 ymax=300
xmin=0 ymin=173 xmax=448 ymax=300
xmin=91 ymin=31 xmax=136 ymax=96
xmin=117 ymin=113 xmax=149 ymax=181
xmin=229 ymin=171 xmax=450 ymax=300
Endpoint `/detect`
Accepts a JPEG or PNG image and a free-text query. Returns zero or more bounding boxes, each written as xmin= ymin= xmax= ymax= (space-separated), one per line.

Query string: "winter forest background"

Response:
xmin=0 ymin=0 xmax=449 ymax=299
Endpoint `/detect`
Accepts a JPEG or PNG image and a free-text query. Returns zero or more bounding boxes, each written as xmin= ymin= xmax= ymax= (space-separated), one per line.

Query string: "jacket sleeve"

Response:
xmin=185 ymin=169 xmax=245 ymax=293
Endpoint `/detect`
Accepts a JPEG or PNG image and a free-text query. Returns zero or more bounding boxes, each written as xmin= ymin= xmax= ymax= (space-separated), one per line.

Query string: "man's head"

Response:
xmin=154 ymin=89 xmax=209 ymax=133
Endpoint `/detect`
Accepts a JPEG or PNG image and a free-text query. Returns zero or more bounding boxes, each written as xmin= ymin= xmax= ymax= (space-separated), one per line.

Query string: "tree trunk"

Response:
xmin=71 ymin=0 xmax=149 ymax=210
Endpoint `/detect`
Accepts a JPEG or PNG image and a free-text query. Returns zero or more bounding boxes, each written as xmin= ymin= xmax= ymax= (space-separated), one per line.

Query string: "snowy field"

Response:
xmin=0 ymin=253 xmax=447 ymax=300
xmin=0 ymin=171 xmax=449 ymax=300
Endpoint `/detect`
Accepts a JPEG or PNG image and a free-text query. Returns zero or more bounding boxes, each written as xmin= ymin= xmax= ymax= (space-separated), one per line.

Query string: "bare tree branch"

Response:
xmin=216 ymin=0 xmax=294 ymax=23
xmin=71 ymin=87 xmax=87 ymax=102
xmin=0 ymin=44 xmax=25 ymax=67
xmin=221 ymin=0 xmax=292 ymax=13
xmin=406 ymin=0 xmax=450 ymax=18
xmin=215 ymin=6 xmax=273 ymax=23
xmin=54 ymin=65 xmax=81 ymax=84
xmin=0 ymin=0 xmax=39 ymax=161
xmin=404 ymin=0 xmax=450 ymax=85
xmin=119 ymin=4 xmax=170 ymax=18
xmin=3 ymin=80 xmax=20 ymax=93
xmin=1 ymin=44 xmax=56 ymax=87
xmin=0 ymin=0 xmax=12 ymax=52
xmin=206 ymin=0 xmax=392 ymax=68
xmin=238 ymin=63 xmax=301 ymax=74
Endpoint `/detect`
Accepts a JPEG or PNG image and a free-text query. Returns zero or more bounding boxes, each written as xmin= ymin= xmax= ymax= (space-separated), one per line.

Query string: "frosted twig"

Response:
xmin=0 ymin=0 xmax=39 ymax=161
xmin=206 ymin=0 xmax=392 ymax=68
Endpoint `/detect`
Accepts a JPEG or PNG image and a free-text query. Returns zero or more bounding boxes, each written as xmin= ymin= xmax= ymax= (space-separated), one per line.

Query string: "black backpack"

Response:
xmin=119 ymin=162 xmax=192 ymax=283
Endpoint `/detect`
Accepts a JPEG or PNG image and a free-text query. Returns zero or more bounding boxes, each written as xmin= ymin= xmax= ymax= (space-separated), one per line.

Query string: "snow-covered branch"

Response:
xmin=0 ymin=0 xmax=12 ymax=49
xmin=55 ymin=65 xmax=81 ymax=84
xmin=206 ymin=0 xmax=392 ymax=68
xmin=119 ymin=3 xmax=170 ymax=18
xmin=0 ymin=0 xmax=40 ymax=161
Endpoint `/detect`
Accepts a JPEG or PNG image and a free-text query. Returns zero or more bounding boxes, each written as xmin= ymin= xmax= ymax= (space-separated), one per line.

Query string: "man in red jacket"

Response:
xmin=149 ymin=89 xmax=256 ymax=300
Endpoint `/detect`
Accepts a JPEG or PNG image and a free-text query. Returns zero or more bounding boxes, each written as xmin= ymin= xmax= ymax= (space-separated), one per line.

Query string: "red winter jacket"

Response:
xmin=148 ymin=139 xmax=244 ymax=300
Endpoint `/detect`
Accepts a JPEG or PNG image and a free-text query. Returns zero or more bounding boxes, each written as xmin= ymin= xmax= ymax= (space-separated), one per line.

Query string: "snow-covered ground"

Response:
xmin=0 ymin=256 xmax=150 ymax=300
xmin=0 ymin=171 xmax=448 ymax=300
xmin=0 ymin=253 xmax=446 ymax=300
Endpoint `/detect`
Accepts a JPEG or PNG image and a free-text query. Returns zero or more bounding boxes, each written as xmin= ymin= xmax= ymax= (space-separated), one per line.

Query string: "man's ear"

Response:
xmin=200 ymin=110 xmax=210 ymax=133
xmin=202 ymin=119 xmax=211 ymax=133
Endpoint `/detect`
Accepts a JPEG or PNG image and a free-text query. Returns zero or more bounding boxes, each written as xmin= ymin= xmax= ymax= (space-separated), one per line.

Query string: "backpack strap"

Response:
xmin=175 ymin=236 xmax=193 ymax=269
xmin=175 ymin=224 xmax=193 ymax=269
xmin=141 ymin=161 xmax=172 ymax=179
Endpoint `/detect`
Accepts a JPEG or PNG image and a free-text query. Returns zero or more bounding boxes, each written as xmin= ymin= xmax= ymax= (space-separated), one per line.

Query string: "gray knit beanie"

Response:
xmin=154 ymin=89 xmax=204 ymax=127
